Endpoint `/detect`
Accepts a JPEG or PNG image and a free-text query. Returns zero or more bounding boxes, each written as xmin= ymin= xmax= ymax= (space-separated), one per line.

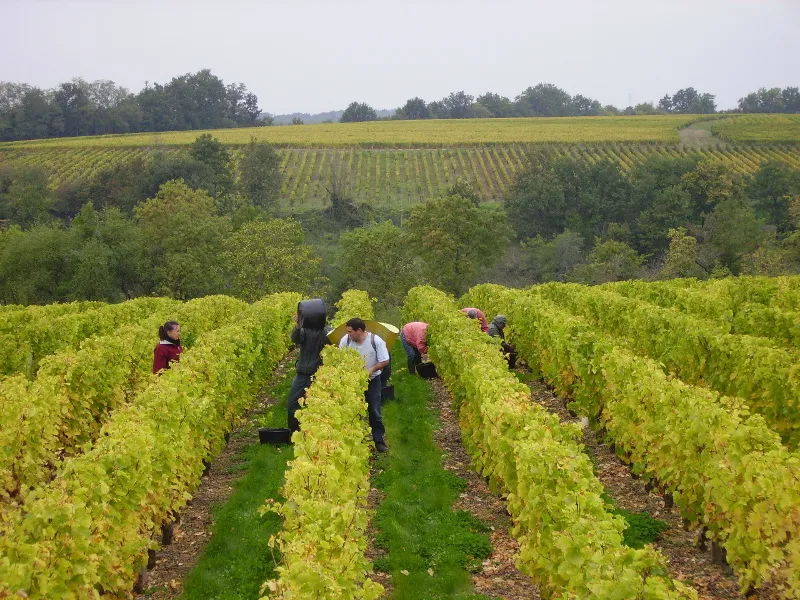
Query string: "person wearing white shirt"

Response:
xmin=339 ymin=317 xmax=390 ymax=452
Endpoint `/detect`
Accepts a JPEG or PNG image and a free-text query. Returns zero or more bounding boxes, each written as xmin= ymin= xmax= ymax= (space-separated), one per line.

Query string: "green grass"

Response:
xmin=178 ymin=367 xmax=295 ymax=600
xmin=616 ymin=508 xmax=670 ymax=549
xmin=371 ymin=346 xmax=492 ymax=600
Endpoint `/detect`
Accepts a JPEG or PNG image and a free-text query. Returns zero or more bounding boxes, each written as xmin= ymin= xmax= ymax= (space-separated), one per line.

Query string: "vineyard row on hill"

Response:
xmin=461 ymin=282 xmax=800 ymax=598
xmin=0 ymin=293 xmax=299 ymax=600
xmin=405 ymin=286 xmax=697 ymax=599
xmin=2 ymin=142 xmax=799 ymax=207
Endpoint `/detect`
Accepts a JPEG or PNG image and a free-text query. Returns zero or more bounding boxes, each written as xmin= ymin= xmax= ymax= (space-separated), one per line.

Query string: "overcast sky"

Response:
xmin=2 ymin=0 xmax=798 ymax=114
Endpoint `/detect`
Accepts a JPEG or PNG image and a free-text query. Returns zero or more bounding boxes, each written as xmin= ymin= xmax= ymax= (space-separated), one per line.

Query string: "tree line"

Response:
xmin=3 ymin=70 xmax=797 ymax=142
xmin=341 ymin=84 xmax=799 ymax=122
xmin=2 ymin=132 xmax=799 ymax=306
xmin=0 ymin=69 xmax=265 ymax=142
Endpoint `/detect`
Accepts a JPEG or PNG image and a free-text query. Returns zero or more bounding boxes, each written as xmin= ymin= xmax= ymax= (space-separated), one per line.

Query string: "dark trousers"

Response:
xmin=366 ymin=376 xmax=385 ymax=444
xmin=287 ymin=373 xmax=313 ymax=432
xmin=400 ymin=331 xmax=422 ymax=375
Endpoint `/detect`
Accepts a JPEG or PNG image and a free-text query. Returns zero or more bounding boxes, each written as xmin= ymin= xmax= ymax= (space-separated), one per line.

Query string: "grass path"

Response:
xmin=370 ymin=346 xmax=493 ymax=600
xmin=175 ymin=365 xmax=296 ymax=600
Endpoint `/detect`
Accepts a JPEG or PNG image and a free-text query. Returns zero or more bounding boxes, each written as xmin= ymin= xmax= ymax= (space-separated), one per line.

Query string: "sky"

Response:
xmin=1 ymin=0 xmax=799 ymax=114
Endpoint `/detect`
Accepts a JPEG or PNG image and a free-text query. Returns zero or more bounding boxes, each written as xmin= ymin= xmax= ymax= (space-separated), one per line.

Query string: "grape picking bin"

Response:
xmin=416 ymin=362 xmax=438 ymax=379
xmin=297 ymin=298 xmax=327 ymax=330
xmin=259 ymin=428 xmax=293 ymax=444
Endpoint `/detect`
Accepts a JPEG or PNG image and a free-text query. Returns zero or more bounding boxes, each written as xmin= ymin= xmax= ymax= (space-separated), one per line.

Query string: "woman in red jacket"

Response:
xmin=153 ymin=321 xmax=183 ymax=374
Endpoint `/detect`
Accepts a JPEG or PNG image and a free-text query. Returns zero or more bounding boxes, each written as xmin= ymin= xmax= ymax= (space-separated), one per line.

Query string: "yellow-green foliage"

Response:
xmin=0 ymin=115 xmax=705 ymax=149
xmin=0 ymin=295 xmax=248 ymax=508
xmin=259 ymin=347 xmax=381 ymax=600
xmin=536 ymin=282 xmax=800 ymax=447
xmin=0 ymin=293 xmax=299 ymax=599
xmin=506 ymin=286 xmax=800 ymax=598
xmin=403 ymin=285 xmax=696 ymax=599
xmin=331 ymin=289 xmax=374 ymax=328
xmin=712 ymin=114 xmax=800 ymax=143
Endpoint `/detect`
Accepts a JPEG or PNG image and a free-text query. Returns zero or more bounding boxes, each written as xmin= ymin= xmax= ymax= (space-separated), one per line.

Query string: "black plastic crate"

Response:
xmin=258 ymin=427 xmax=293 ymax=444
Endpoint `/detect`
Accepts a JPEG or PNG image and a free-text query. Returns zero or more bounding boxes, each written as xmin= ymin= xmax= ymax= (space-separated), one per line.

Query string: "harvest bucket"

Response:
xmin=258 ymin=428 xmax=293 ymax=444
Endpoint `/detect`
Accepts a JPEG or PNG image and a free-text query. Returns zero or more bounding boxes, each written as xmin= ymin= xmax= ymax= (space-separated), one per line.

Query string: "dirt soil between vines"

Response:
xmin=429 ymin=378 xmax=541 ymax=600
xmin=524 ymin=373 xmax=779 ymax=600
xmin=133 ymin=357 xmax=293 ymax=600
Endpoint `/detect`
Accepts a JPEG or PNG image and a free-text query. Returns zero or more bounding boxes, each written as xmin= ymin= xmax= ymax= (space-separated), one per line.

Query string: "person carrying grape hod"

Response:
xmin=152 ymin=321 xmax=183 ymax=374
xmin=287 ymin=311 xmax=331 ymax=433
xmin=339 ymin=317 xmax=390 ymax=452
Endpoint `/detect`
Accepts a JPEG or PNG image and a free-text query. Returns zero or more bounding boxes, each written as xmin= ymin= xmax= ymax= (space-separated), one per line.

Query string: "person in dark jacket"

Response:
xmin=287 ymin=312 xmax=331 ymax=432
xmin=488 ymin=314 xmax=516 ymax=366
xmin=487 ymin=314 xmax=507 ymax=340
xmin=153 ymin=321 xmax=183 ymax=374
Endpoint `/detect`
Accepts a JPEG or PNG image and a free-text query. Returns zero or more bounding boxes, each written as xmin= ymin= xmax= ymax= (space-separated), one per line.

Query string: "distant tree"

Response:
xmin=427 ymin=100 xmax=448 ymax=119
xmin=291 ymin=117 xmax=304 ymax=125
xmin=226 ymin=82 xmax=261 ymax=126
xmin=659 ymin=88 xmax=716 ymax=114
xmin=476 ymin=93 xmax=516 ymax=118
xmin=567 ymin=240 xmax=645 ymax=284
xmin=337 ymin=221 xmax=418 ymax=305
xmin=0 ymin=224 xmax=70 ymax=303
xmin=446 ymin=177 xmax=482 ymax=206
xmin=188 ymin=133 xmax=234 ymax=197
xmin=746 ymin=161 xmax=800 ymax=231
xmin=0 ymin=164 xmax=54 ymax=227
xmin=237 ymin=137 xmax=282 ymax=210
xmin=783 ymin=87 xmax=800 ymax=113
xmin=465 ymin=103 xmax=493 ymax=119
xmin=680 ymin=161 xmax=736 ymax=218
xmin=737 ymin=87 xmax=800 ymax=114
xmin=53 ymin=79 xmax=92 ymax=137
xmin=601 ymin=104 xmax=621 ymax=116
xmin=224 ymin=218 xmax=324 ymax=301
xmin=406 ymin=195 xmax=511 ymax=295
xmin=442 ymin=91 xmax=474 ymax=119
xmin=504 ymin=158 xmax=566 ymax=239
xmin=135 ymin=180 xmax=230 ymax=299
xmin=340 ymin=102 xmax=378 ymax=123
xmin=396 ymin=97 xmax=429 ymax=120
xmin=703 ymin=196 xmax=764 ymax=273
xmin=572 ymin=94 xmax=602 ymax=116
xmin=657 ymin=94 xmax=673 ymax=112
xmin=515 ymin=83 xmax=575 ymax=116
xmin=634 ymin=102 xmax=659 ymax=115
xmin=636 ymin=185 xmax=692 ymax=253
xmin=523 ymin=230 xmax=586 ymax=282
xmin=660 ymin=227 xmax=705 ymax=279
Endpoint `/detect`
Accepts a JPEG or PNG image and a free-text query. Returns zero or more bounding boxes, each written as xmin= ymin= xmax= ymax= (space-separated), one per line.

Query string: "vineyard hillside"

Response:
xmin=1 ymin=114 xmax=798 ymax=209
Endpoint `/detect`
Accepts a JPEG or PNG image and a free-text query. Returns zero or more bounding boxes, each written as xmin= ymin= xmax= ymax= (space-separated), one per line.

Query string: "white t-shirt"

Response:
xmin=339 ymin=332 xmax=390 ymax=379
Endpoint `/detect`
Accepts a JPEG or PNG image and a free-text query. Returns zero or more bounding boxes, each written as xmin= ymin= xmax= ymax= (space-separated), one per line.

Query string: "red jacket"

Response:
xmin=153 ymin=341 xmax=183 ymax=373
xmin=460 ymin=308 xmax=489 ymax=333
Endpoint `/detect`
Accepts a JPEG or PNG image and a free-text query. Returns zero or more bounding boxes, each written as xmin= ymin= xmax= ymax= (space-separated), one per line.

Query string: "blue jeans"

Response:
xmin=287 ymin=373 xmax=313 ymax=432
xmin=366 ymin=376 xmax=385 ymax=444
xmin=400 ymin=330 xmax=422 ymax=375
